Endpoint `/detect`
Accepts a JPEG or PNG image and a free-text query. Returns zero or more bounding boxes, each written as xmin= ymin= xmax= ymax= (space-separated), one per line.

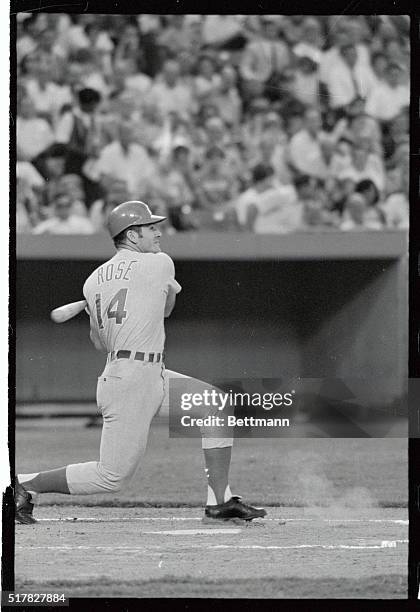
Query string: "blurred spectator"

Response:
xmin=198 ymin=117 xmax=245 ymax=185
xmin=340 ymin=193 xmax=368 ymax=230
xmin=68 ymin=48 xmax=110 ymax=99
xmin=90 ymin=178 xmax=130 ymax=232
xmin=151 ymin=146 xmax=198 ymax=231
xmin=365 ymin=62 xmax=409 ymax=122
xmin=194 ymin=55 xmax=222 ymax=100
xmin=380 ymin=159 xmax=409 ymax=229
xmin=320 ymin=41 xmax=375 ymax=115
xmin=340 ymin=191 xmax=384 ymax=230
xmin=251 ymin=127 xmax=291 ymax=186
xmin=112 ymin=58 xmax=152 ymax=97
xmin=34 ymin=142 xmax=67 ymax=205
xmin=24 ymin=52 xmax=72 ymax=122
xmin=17 ymin=96 xmax=54 ymax=161
xmin=337 ymin=139 xmax=385 ymax=192
xmin=89 ymin=119 xmax=157 ymax=198
xmin=238 ymin=163 xmax=302 ymax=233
xmin=147 ymin=59 xmax=197 ymax=118
xmin=55 ymin=174 xmax=88 ymax=217
xmin=345 ymin=103 xmax=383 ymax=157
xmin=289 ymin=55 xmax=320 ymax=108
xmin=34 ymin=28 xmax=67 ymax=79
xmin=288 ymin=107 xmax=329 ymax=179
xmin=295 ymin=175 xmax=338 ymax=228
xmin=56 ymin=14 xmax=97 ymax=55
xmin=247 ymin=166 xmax=303 ymax=234
xmin=196 ymin=146 xmax=239 ymax=211
xmin=241 ymin=97 xmax=271 ymax=153
xmin=55 ymin=87 xmax=103 ymax=173
xmin=328 ymin=176 xmax=357 ymax=216
xmin=33 ymin=193 xmax=95 ymax=234
xmin=240 ymin=17 xmax=291 ymax=100
xmin=138 ymin=103 xmax=166 ymax=152
xmin=114 ymin=21 xmax=143 ymax=68
xmin=211 ymin=66 xmax=242 ymax=127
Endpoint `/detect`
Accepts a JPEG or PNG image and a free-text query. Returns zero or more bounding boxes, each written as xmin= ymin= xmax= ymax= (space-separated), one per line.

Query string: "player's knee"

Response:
xmin=97 ymin=465 xmax=132 ymax=493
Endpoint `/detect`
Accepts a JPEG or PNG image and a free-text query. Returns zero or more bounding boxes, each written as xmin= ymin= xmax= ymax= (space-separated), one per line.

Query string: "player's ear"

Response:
xmin=127 ymin=227 xmax=142 ymax=243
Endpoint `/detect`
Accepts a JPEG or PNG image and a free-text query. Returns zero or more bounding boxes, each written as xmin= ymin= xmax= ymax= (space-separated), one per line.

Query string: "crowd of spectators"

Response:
xmin=16 ymin=13 xmax=410 ymax=235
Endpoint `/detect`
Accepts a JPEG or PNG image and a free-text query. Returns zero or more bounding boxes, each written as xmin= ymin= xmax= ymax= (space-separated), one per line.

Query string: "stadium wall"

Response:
xmin=15 ymin=232 xmax=407 ymax=407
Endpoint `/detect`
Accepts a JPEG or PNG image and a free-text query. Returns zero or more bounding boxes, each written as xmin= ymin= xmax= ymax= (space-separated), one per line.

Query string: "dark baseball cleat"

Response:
xmin=204 ymin=496 xmax=267 ymax=522
xmin=15 ymin=479 xmax=36 ymax=525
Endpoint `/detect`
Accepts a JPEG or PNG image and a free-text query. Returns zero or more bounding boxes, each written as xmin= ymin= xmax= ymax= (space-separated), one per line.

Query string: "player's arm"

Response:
xmin=90 ymin=324 xmax=106 ymax=352
xmin=164 ymin=283 xmax=177 ymax=318
xmin=157 ymin=253 xmax=182 ymax=318
xmin=84 ymin=300 xmax=107 ymax=352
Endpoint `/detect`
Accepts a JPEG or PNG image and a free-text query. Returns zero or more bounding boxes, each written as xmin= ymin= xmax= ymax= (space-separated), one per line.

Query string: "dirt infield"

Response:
xmin=15 ymin=506 xmax=407 ymax=598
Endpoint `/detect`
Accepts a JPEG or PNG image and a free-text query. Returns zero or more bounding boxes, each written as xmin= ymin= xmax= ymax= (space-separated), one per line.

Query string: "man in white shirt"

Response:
xmin=240 ymin=17 xmax=290 ymax=87
xmin=365 ymin=62 xmax=410 ymax=122
xmin=288 ymin=108 xmax=329 ymax=179
xmin=320 ymin=41 xmax=375 ymax=111
xmin=236 ymin=164 xmax=302 ymax=233
xmin=33 ymin=193 xmax=94 ymax=235
xmin=147 ymin=60 xmax=196 ymax=119
xmin=90 ymin=119 xmax=157 ymax=198
xmin=25 ymin=53 xmax=72 ymax=121
xmin=17 ymin=96 xmax=54 ymax=161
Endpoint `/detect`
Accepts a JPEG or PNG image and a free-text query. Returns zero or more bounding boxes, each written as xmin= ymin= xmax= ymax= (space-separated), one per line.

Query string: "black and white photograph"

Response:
xmin=7 ymin=8 xmax=412 ymax=602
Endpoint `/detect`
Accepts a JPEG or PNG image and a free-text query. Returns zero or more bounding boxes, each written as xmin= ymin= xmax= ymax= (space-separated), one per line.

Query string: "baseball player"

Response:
xmin=15 ymin=201 xmax=266 ymax=524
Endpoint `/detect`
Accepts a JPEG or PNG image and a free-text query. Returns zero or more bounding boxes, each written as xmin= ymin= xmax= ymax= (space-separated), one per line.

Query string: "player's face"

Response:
xmin=138 ymin=224 xmax=162 ymax=253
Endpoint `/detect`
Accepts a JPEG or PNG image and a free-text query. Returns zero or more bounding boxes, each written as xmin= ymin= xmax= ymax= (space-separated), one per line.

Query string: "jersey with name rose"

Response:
xmin=83 ymin=249 xmax=181 ymax=353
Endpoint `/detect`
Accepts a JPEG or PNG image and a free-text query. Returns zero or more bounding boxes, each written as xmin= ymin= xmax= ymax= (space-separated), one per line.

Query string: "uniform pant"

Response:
xmin=66 ymin=360 xmax=232 ymax=495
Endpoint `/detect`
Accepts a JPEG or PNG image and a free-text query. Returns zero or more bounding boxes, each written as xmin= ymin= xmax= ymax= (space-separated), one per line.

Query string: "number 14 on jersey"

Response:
xmin=95 ymin=288 xmax=128 ymax=328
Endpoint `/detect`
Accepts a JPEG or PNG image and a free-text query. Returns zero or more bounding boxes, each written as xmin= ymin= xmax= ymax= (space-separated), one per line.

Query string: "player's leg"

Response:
xmin=158 ymin=368 xmax=232 ymax=504
xmin=161 ymin=369 xmax=266 ymax=520
xmin=17 ymin=362 xmax=164 ymax=521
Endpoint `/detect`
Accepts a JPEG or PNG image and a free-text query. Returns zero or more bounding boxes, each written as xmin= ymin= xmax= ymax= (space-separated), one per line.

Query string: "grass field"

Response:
xmin=15 ymin=418 xmax=408 ymax=598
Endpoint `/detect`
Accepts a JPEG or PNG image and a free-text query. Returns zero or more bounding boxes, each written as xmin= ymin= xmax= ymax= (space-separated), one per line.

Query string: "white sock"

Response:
xmin=224 ymin=485 xmax=232 ymax=502
xmin=207 ymin=484 xmax=233 ymax=505
xmin=206 ymin=485 xmax=217 ymax=505
xmin=18 ymin=472 xmax=39 ymax=484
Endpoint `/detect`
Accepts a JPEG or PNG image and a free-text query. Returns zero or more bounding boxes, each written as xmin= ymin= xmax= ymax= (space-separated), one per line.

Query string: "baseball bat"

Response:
xmin=50 ymin=300 xmax=87 ymax=323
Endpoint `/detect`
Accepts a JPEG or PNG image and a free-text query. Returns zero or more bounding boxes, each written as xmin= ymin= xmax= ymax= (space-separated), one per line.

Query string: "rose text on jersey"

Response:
xmin=97 ymin=260 xmax=138 ymax=285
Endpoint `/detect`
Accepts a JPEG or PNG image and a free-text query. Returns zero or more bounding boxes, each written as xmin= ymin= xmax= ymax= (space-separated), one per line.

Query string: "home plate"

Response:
xmin=145 ymin=528 xmax=242 ymax=535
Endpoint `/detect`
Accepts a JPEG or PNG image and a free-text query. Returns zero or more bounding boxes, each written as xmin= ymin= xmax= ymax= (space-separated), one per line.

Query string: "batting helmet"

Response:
xmin=106 ymin=201 xmax=166 ymax=238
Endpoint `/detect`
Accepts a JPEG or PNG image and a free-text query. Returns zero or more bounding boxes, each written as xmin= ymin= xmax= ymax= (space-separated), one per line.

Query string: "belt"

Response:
xmin=109 ymin=350 xmax=164 ymax=363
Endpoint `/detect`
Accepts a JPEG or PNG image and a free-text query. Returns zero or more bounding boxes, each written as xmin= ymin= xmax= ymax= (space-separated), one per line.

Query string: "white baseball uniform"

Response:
xmin=65 ymin=248 xmax=230 ymax=495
